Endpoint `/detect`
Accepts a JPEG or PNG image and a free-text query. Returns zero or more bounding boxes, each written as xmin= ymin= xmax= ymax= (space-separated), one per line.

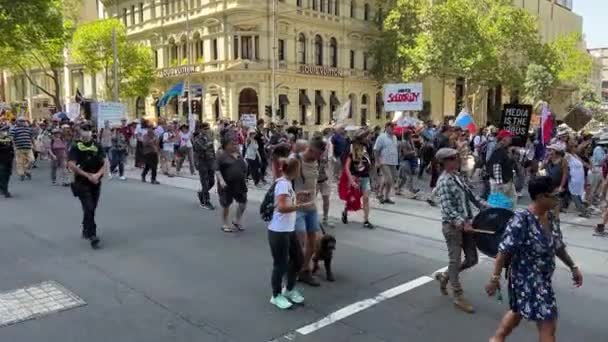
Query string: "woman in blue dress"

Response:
xmin=485 ymin=176 xmax=583 ymax=342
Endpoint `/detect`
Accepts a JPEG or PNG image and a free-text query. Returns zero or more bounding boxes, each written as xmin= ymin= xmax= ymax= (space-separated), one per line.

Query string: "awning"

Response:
xmin=315 ymin=92 xmax=326 ymax=106
xmin=330 ymin=93 xmax=340 ymax=106
xmin=279 ymin=94 xmax=290 ymax=105
xmin=299 ymin=92 xmax=311 ymax=106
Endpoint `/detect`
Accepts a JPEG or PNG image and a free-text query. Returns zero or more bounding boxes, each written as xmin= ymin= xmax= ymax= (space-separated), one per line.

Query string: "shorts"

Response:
xmin=218 ymin=187 xmax=247 ymax=207
xmin=380 ymin=164 xmax=398 ymax=186
xmin=317 ymin=181 xmax=331 ymax=197
xmin=359 ymin=177 xmax=371 ymax=192
xmin=295 ymin=210 xmax=320 ymax=233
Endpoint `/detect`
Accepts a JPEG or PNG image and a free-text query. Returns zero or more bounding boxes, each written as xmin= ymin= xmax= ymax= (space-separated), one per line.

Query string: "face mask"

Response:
xmin=80 ymin=131 xmax=92 ymax=141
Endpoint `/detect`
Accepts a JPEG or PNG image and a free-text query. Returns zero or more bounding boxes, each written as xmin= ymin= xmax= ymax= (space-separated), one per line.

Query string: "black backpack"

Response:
xmin=260 ymin=181 xmax=278 ymax=222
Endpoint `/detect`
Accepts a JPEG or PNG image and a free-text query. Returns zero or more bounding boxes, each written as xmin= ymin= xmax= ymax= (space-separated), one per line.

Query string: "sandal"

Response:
xmin=232 ymin=222 xmax=245 ymax=231
xmin=221 ymin=225 xmax=235 ymax=233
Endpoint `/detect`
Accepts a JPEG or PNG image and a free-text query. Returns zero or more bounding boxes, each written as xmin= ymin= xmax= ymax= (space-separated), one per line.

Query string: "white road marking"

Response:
xmin=294 ymin=267 xmax=445 ymax=336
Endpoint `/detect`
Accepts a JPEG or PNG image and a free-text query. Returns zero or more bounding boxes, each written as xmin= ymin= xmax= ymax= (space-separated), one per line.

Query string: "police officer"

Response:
xmin=67 ymin=122 xmax=107 ymax=249
xmin=0 ymin=125 xmax=14 ymax=198
xmin=193 ymin=122 xmax=216 ymax=210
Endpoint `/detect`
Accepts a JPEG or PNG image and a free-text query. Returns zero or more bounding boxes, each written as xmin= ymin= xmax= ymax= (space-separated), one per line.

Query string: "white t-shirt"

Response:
xmin=162 ymin=132 xmax=175 ymax=152
xmin=245 ymin=141 xmax=258 ymax=160
xmin=178 ymin=132 xmax=192 ymax=148
xmin=268 ymin=177 xmax=296 ymax=232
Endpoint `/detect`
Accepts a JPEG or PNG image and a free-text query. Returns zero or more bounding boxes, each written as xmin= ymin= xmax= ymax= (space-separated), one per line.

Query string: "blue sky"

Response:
xmin=573 ymin=0 xmax=608 ymax=48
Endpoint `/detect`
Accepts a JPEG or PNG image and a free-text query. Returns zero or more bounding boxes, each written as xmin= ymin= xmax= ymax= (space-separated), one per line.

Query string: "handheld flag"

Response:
xmin=540 ymin=104 xmax=553 ymax=145
xmin=158 ymin=82 xmax=185 ymax=107
xmin=454 ymin=109 xmax=476 ymax=134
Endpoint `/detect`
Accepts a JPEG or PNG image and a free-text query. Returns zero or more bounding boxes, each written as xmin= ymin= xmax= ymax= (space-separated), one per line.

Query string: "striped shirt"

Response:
xmin=10 ymin=126 xmax=33 ymax=150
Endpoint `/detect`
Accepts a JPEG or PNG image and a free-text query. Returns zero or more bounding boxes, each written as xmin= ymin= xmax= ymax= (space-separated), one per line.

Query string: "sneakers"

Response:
xmin=119 ymin=176 xmax=127 ymax=181
xmin=298 ymin=271 xmax=321 ymax=287
xmin=151 ymin=180 xmax=160 ymax=185
xmin=199 ymin=201 xmax=215 ymax=210
xmin=434 ymin=272 xmax=448 ymax=296
xmin=283 ymin=289 xmax=305 ymax=305
xmin=363 ymin=221 xmax=374 ymax=229
xmin=2 ymin=191 xmax=12 ymax=198
xmin=270 ymin=294 xmax=293 ymax=310
xmin=453 ymin=295 xmax=475 ymax=313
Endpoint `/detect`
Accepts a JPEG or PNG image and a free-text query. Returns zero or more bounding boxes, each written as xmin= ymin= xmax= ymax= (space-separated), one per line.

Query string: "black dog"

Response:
xmin=312 ymin=233 xmax=336 ymax=282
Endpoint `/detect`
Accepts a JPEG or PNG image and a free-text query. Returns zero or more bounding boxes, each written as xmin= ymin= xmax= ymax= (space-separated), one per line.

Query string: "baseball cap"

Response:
xmin=496 ymin=129 xmax=514 ymax=140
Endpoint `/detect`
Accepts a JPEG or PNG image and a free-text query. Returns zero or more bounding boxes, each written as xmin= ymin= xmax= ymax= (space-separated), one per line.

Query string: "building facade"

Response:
xmin=1 ymin=0 xmax=103 ymax=120
xmin=2 ymin=0 xmax=588 ymax=127
xmin=106 ymin=0 xmax=384 ymax=130
xmin=589 ymin=47 xmax=608 ymax=112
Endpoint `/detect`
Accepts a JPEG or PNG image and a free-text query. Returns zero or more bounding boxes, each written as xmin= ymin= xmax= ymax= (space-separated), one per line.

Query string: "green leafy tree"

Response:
xmin=71 ymin=19 xmax=155 ymax=100
xmin=549 ymin=32 xmax=594 ymax=89
xmin=523 ymin=63 xmax=555 ymax=104
xmin=0 ymin=0 xmax=80 ymax=109
xmin=370 ymin=0 xmax=429 ymax=82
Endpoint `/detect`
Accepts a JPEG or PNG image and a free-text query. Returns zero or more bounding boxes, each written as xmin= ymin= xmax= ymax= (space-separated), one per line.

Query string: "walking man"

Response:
xmin=10 ymin=116 xmax=35 ymax=181
xmin=293 ymin=137 xmax=327 ymax=287
xmin=67 ymin=122 xmax=107 ymax=249
xmin=193 ymin=122 xmax=216 ymax=210
xmin=434 ymin=148 xmax=487 ymax=313
xmin=0 ymin=125 xmax=14 ymax=198
xmin=374 ymin=122 xmax=399 ymax=204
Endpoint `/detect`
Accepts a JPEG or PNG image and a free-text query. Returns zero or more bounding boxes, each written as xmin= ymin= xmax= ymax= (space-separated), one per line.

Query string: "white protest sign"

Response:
xmin=95 ymin=102 xmax=126 ymax=129
xmin=384 ymin=83 xmax=423 ymax=112
xmin=241 ymin=114 xmax=257 ymax=128
xmin=67 ymin=103 xmax=80 ymax=120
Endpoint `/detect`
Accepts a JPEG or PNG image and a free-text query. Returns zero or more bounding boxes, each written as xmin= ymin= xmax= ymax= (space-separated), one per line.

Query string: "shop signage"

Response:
xmin=158 ymin=65 xmax=201 ymax=78
xmin=383 ymin=83 xmax=423 ymax=112
xmin=500 ymin=104 xmax=532 ymax=146
xmin=298 ymin=65 xmax=343 ymax=77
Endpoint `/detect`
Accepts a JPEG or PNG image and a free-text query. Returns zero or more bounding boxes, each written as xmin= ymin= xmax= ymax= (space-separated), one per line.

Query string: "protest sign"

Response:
xmin=500 ymin=104 xmax=532 ymax=146
xmin=241 ymin=114 xmax=257 ymax=128
xmin=383 ymin=83 xmax=423 ymax=112
xmin=93 ymin=102 xmax=126 ymax=129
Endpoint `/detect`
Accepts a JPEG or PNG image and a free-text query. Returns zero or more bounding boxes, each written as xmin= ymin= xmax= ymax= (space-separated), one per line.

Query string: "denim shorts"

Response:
xmin=295 ymin=209 xmax=320 ymax=233
xmin=359 ymin=177 xmax=371 ymax=192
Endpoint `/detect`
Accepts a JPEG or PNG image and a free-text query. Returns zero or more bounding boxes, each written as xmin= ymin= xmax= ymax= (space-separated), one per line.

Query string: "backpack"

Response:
xmin=260 ymin=181 xmax=278 ymax=222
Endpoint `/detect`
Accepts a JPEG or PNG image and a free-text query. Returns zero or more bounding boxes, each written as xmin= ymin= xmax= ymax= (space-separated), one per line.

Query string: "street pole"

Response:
xmin=186 ymin=0 xmax=193 ymax=127
xmin=112 ymin=28 xmax=119 ymax=102
xmin=271 ymin=0 xmax=277 ymax=123
xmin=113 ymin=0 xmax=119 ymax=102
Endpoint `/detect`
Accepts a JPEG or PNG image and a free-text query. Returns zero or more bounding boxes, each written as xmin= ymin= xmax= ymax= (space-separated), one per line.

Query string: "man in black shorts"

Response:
xmin=215 ymin=138 xmax=248 ymax=233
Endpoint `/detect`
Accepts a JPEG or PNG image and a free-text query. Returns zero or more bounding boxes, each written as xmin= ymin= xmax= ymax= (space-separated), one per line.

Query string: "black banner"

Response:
xmin=500 ymin=104 xmax=532 ymax=146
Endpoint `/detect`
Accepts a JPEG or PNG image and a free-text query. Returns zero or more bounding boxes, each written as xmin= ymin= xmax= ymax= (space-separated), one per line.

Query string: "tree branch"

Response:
xmin=17 ymin=64 xmax=56 ymax=99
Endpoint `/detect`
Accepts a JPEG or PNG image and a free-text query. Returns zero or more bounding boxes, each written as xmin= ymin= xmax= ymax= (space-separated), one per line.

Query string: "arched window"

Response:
xmin=360 ymin=94 xmax=368 ymax=126
xmin=314 ymin=35 xmax=323 ymax=66
xmin=375 ymin=92 xmax=383 ymax=119
xmin=297 ymin=33 xmax=306 ymax=65
xmin=193 ymin=32 xmax=203 ymax=62
xmin=364 ymin=3 xmax=370 ymax=20
xmin=348 ymin=93 xmax=356 ymax=118
xmin=169 ymin=38 xmax=178 ymax=66
xmin=329 ymin=38 xmax=338 ymax=67
xmin=350 ymin=0 xmax=356 ymax=18
xmin=180 ymin=35 xmax=188 ymax=64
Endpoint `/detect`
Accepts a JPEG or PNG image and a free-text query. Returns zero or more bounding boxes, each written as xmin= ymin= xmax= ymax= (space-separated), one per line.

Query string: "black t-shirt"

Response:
xmin=486 ymin=146 xmax=514 ymax=183
xmin=68 ymin=141 xmax=106 ymax=184
xmin=216 ymin=150 xmax=247 ymax=192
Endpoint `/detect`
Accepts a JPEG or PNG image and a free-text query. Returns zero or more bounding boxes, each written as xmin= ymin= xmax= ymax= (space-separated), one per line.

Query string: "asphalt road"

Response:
xmin=0 ymin=164 xmax=606 ymax=342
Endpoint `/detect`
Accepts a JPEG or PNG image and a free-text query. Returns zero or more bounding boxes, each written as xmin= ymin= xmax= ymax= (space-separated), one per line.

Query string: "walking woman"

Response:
xmin=49 ymin=128 xmax=69 ymax=186
xmin=268 ymin=158 xmax=312 ymax=309
xmin=176 ymin=124 xmax=196 ymax=175
xmin=141 ymin=127 xmax=160 ymax=184
xmin=486 ymin=176 xmax=583 ymax=342
xmin=216 ymin=138 xmax=248 ymax=233
xmin=342 ymin=129 xmax=374 ymax=229
xmin=245 ymin=129 xmax=262 ymax=186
